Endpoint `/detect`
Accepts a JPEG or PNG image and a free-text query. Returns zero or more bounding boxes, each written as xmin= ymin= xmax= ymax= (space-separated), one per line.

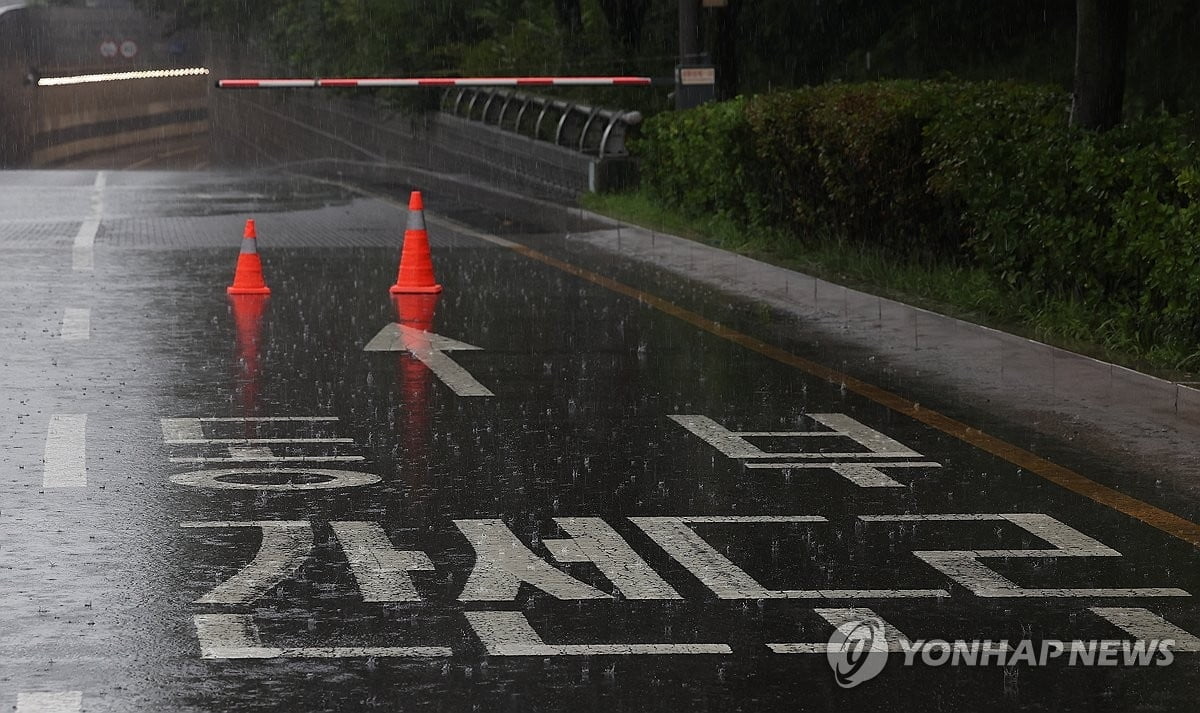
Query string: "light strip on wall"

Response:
xmin=38 ymin=67 xmax=211 ymax=87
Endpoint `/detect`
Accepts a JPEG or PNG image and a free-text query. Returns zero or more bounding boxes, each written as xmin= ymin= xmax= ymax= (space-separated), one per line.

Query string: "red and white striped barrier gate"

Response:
xmin=217 ymin=76 xmax=654 ymax=89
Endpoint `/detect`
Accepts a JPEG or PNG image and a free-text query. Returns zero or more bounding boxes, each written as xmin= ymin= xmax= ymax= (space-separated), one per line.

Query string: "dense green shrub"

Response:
xmin=634 ymin=80 xmax=1200 ymax=356
xmin=925 ymin=88 xmax=1200 ymax=349
xmin=746 ymin=82 xmax=947 ymax=253
xmin=634 ymin=97 xmax=758 ymax=220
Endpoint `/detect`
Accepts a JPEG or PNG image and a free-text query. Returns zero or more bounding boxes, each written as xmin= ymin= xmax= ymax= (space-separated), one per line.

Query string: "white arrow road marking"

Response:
xmin=364 ymin=323 xmax=494 ymax=397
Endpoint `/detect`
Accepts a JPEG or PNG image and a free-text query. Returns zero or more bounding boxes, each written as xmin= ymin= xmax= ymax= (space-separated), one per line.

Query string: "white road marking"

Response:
xmin=806 ymin=413 xmax=922 ymax=456
xmin=769 ymin=608 xmax=913 ymax=653
xmin=165 ymin=437 xmax=354 ymax=444
xmin=71 ymin=171 xmax=105 ymax=272
xmin=226 ymin=445 xmax=273 ymax=460
xmin=169 ymin=455 xmax=365 ymax=463
xmin=161 ymin=417 xmax=345 ymax=444
xmin=454 ymin=519 xmax=608 ymax=600
xmin=746 ymin=461 xmax=941 ymax=487
xmin=859 ymin=513 xmax=1001 ymax=521
xmin=630 ymin=516 xmax=948 ymax=600
xmin=162 ymin=419 xmax=360 ymax=462
xmin=194 ymin=614 xmax=450 ymax=658
xmin=161 ymin=417 xmax=204 ymax=442
xmin=180 ymin=521 xmax=312 ymax=604
xmin=59 ymin=308 xmax=90 ymax=342
xmin=547 ymin=517 xmax=682 ymax=600
xmin=465 ymin=611 xmax=731 ymax=656
xmin=43 ymin=414 xmax=87 ymax=488
xmin=863 ymin=514 xmax=1191 ymax=598
xmin=364 ymin=323 xmax=494 ymax=397
xmin=16 ymin=692 xmax=83 ymax=713
xmin=197 ymin=416 xmax=340 ymax=422
xmin=171 ymin=468 xmax=379 ymax=490
xmin=331 ymin=521 xmax=435 ymax=602
xmin=1090 ymin=608 xmax=1200 ymax=652
xmin=669 ymin=414 xmax=922 ymax=459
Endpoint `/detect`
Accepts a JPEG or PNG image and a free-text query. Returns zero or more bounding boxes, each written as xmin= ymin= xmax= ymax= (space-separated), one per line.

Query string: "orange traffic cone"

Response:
xmin=390 ymin=191 xmax=443 ymax=294
xmin=227 ymin=219 xmax=271 ymax=295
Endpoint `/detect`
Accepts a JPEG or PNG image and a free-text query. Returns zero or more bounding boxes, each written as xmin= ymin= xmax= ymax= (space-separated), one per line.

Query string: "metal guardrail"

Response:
xmin=440 ymin=87 xmax=642 ymax=158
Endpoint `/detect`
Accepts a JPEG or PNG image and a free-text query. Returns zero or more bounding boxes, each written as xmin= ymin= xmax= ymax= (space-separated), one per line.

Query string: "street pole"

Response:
xmin=679 ymin=0 xmax=700 ymax=65
xmin=676 ymin=0 xmax=714 ymax=110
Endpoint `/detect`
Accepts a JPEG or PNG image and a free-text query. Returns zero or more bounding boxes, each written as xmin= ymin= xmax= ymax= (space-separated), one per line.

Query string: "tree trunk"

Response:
xmin=1070 ymin=0 xmax=1130 ymax=130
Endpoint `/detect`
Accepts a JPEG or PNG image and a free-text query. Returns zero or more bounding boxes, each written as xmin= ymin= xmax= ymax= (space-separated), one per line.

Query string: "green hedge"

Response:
xmin=633 ymin=81 xmax=1200 ymax=355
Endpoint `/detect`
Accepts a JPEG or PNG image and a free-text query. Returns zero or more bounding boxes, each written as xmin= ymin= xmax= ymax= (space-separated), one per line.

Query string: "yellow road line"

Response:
xmin=309 ymin=172 xmax=1200 ymax=549
xmin=452 ymin=222 xmax=1200 ymax=549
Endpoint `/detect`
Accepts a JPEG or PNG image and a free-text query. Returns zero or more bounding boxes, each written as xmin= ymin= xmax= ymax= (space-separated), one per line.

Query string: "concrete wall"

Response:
xmin=210 ymin=87 xmax=609 ymax=200
xmin=31 ymin=74 xmax=208 ymax=166
xmin=0 ymin=4 xmax=36 ymax=167
xmin=0 ymin=5 xmax=210 ymax=168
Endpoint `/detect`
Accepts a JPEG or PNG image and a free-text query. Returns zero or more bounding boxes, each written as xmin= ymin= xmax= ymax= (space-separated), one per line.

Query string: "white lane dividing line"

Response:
xmin=72 ymin=171 xmax=105 ymax=272
xmin=17 ymin=692 xmax=83 ymax=713
xmin=43 ymin=414 xmax=87 ymax=488
xmin=60 ymin=308 xmax=91 ymax=342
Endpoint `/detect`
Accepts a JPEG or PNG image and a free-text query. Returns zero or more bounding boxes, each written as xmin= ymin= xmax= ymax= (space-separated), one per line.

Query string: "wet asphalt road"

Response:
xmin=1 ymin=170 xmax=1199 ymax=712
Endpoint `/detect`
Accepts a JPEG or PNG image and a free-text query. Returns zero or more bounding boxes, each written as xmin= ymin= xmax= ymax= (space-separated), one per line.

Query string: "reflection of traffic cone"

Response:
xmin=393 ymin=292 xmax=439 ymax=332
xmin=390 ymin=191 xmax=442 ymax=294
xmin=393 ymin=292 xmax=437 ymax=486
xmin=228 ymin=293 xmax=268 ymax=418
xmin=227 ymin=219 xmax=271 ymax=295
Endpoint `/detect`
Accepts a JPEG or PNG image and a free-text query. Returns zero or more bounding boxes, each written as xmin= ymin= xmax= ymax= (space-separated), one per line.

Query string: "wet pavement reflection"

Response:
xmin=1 ymin=170 xmax=1198 ymax=712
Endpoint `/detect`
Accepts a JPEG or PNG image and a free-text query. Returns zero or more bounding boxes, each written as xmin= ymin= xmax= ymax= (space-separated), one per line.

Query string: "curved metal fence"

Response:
xmin=440 ymin=87 xmax=642 ymax=158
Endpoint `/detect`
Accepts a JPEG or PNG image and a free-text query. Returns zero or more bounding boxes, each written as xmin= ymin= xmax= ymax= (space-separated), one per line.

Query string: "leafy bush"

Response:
xmin=634 ymin=97 xmax=757 ymax=220
xmin=634 ymin=80 xmax=1200 ymax=359
xmin=925 ymin=87 xmax=1200 ymax=350
xmin=747 ymin=82 xmax=946 ymax=253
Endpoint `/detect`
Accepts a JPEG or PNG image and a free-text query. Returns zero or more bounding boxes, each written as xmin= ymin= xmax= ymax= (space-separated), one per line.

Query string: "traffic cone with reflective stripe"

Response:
xmin=390 ymin=191 xmax=442 ymax=294
xmin=227 ymin=219 xmax=271 ymax=295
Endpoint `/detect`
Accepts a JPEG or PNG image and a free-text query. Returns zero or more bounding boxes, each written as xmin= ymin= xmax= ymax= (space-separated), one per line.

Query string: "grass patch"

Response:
xmin=581 ymin=190 xmax=1200 ymax=381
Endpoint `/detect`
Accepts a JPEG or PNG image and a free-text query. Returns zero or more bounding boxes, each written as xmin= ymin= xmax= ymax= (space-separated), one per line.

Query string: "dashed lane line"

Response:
xmin=16 ymin=692 xmax=82 ymax=713
xmin=59 ymin=308 xmax=90 ymax=342
xmin=43 ymin=414 xmax=87 ymax=488
xmin=71 ymin=171 xmax=105 ymax=272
